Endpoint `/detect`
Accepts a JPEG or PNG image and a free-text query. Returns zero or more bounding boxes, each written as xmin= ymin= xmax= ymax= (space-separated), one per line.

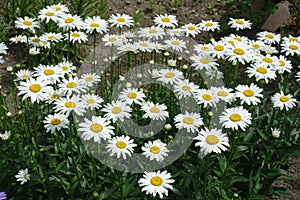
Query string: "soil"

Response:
xmin=0 ymin=0 xmax=299 ymax=199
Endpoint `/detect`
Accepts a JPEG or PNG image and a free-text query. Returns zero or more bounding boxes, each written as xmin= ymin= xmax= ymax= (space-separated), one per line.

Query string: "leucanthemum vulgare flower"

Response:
xmin=219 ymin=106 xmax=252 ymax=131
xmin=43 ymin=113 xmax=69 ymax=133
xmin=15 ymin=69 xmax=33 ymax=81
xmin=138 ymin=170 xmax=175 ymax=199
xmin=17 ymin=77 xmax=52 ymax=103
xmin=208 ymin=39 xmax=228 ymax=59
xmin=276 ymin=55 xmax=293 ymax=74
xmin=153 ymin=14 xmax=178 ymax=28
xmin=197 ymin=88 xmax=219 ymax=108
xmin=106 ymin=135 xmax=137 ymax=159
xmin=57 ymin=13 xmax=83 ymax=30
xmin=211 ymin=86 xmax=236 ymax=103
xmin=173 ymin=79 xmax=199 ymax=99
xmin=78 ymin=116 xmax=114 ymax=143
xmin=194 ymin=43 xmax=212 ymax=54
xmin=48 ymin=3 xmax=69 ymax=14
xmin=44 ymin=88 xmax=63 ymax=104
xmin=141 ymin=101 xmax=169 ymax=121
xmin=66 ymin=31 xmax=88 ymax=44
xmin=222 ymin=34 xmax=250 ymax=45
xmin=248 ymin=39 xmax=264 ymax=53
xmin=102 ymin=100 xmax=132 ymax=123
xmin=168 ymin=28 xmax=184 ymax=37
xmin=190 ymin=53 xmax=219 ymax=71
xmin=228 ymin=18 xmax=252 ymax=30
xmin=157 ymin=68 xmax=184 ymax=85
xmin=38 ymin=7 xmax=59 ymax=23
xmin=9 ymin=35 xmax=27 ymax=44
xmin=117 ymin=42 xmax=138 ymax=53
xmin=271 ymin=91 xmax=297 ymax=111
xmin=280 ymin=40 xmax=300 ymax=56
xmin=53 ymin=95 xmax=86 ymax=117
xmin=235 ymin=83 xmax=263 ymax=106
xmin=15 ymin=168 xmax=30 ymax=185
xmin=225 ymin=41 xmax=254 ymax=65
xmin=139 ymin=26 xmax=165 ymax=40
xmin=142 ymin=140 xmax=169 ymax=162
xmin=15 ymin=16 xmax=40 ymax=33
xmin=256 ymin=31 xmax=281 ymax=45
xmin=135 ymin=40 xmax=154 ymax=52
xmin=199 ymin=20 xmax=220 ymax=32
xmin=205 ymin=69 xmax=224 ymax=80
xmin=194 ymin=127 xmax=230 ymax=155
xmin=42 ymin=32 xmax=63 ymax=44
xmin=102 ymin=33 xmax=122 ymax=46
xmin=80 ymin=73 xmax=101 ymax=87
xmin=0 ymin=130 xmax=11 ymax=141
xmin=118 ymin=88 xmax=146 ymax=105
xmin=28 ymin=35 xmax=44 ymax=47
xmin=0 ymin=42 xmax=8 ymax=54
xmin=164 ymin=37 xmax=186 ymax=52
xmin=255 ymin=54 xmax=278 ymax=68
xmin=57 ymin=60 xmax=76 ymax=74
xmin=174 ymin=112 xmax=203 ymax=133
xmin=58 ymin=76 xmax=87 ymax=96
xmin=180 ymin=23 xmax=201 ymax=37
xmin=84 ymin=16 xmax=108 ymax=34
xmin=108 ymin=13 xmax=134 ymax=28
xmin=33 ymin=64 xmax=63 ymax=84
xmin=81 ymin=94 xmax=103 ymax=110
xmin=246 ymin=62 xmax=276 ymax=84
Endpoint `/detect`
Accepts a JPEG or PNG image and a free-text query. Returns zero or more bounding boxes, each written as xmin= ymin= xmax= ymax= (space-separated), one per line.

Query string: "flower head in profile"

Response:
xmin=153 ymin=14 xmax=178 ymax=28
xmin=138 ymin=170 xmax=175 ymax=199
xmin=0 ymin=130 xmax=11 ymax=140
xmin=228 ymin=18 xmax=252 ymax=30
xmin=199 ymin=20 xmax=220 ymax=32
xmin=15 ymin=168 xmax=30 ymax=185
xmin=108 ymin=13 xmax=134 ymax=28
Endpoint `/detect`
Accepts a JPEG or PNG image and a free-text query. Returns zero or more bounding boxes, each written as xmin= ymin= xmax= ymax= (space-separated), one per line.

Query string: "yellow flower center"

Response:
xmin=256 ymin=67 xmax=267 ymax=74
xmin=86 ymin=98 xmax=96 ymax=104
xmin=183 ymin=117 xmax=194 ymax=124
xmin=243 ymin=89 xmax=254 ymax=97
xmin=116 ymin=141 xmax=126 ymax=149
xmin=279 ymin=96 xmax=289 ymax=102
xmin=182 ymin=86 xmax=191 ymax=91
xmin=23 ymin=21 xmax=32 ymax=26
xmin=214 ymin=45 xmax=224 ymax=51
xmin=65 ymin=101 xmax=76 ymax=108
xmin=44 ymin=69 xmax=54 ymax=75
xmin=202 ymin=94 xmax=212 ymax=101
xmin=117 ymin=17 xmax=125 ymax=23
xmin=148 ymin=29 xmax=158 ymax=34
xmin=201 ymin=46 xmax=209 ymax=50
xmin=229 ymin=114 xmax=242 ymax=122
xmin=71 ymin=32 xmax=80 ymax=37
xmin=47 ymin=36 xmax=56 ymax=40
xmin=149 ymin=107 xmax=160 ymax=113
xmin=50 ymin=94 xmax=60 ymax=100
xmin=111 ymin=106 xmax=122 ymax=114
xmin=51 ymin=118 xmax=61 ymax=125
xmin=21 ymin=74 xmax=29 ymax=79
xmin=85 ymin=76 xmax=94 ymax=82
xmin=149 ymin=146 xmax=160 ymax=154
xmin=171 ymin=40 xmax=180 ymax=46
xmin=165 ymin=72 xmax=175 ymax=78
xmin=54 ymin=6 xmax=61 ymax=11
xmin=234 ymin=37 xmax=242 ymax=42
xmin=289 ymin=44 xmax=298 ymax=50
xmin=200 ymin=58 xmax=210 ymax=64
xmin=217 ymin=90 xmax=228 ymax=97
xmin=108 ymin=37 xmax=117 ymax=42
xmin=151 ymin=176 xmax=163 ymax=186
xmin=228 ymin=40 xmax=234 ymax=45
xmin=65 ymin=18 xmax=74 ymax=23
xmin=90 ymin=123 xmax=103 ymax=133
xmin=162 ymin=17 xmax=170 ymax=22
xmin=23 ymin=173 xmax=30 ymax=180
xmin=62 ymin=66 xmax=69 ymax=71
xmin=127 ymin=92 xmax=137 ymax=99
xmin=206 ymin=134 xmax=219 ymax=145
xmin=290 ymin=37 xmax=298 ymax=42
xmin=32 ymin=38 xmax=40 ymax=43
xmin=188 ymin=25 xmax=196 ymax=30
xmin=263 ymin=57 xmax=273 ymax=63
xmin=279 ymin=60 xmax=285 ymax=67
xmin=45 ymin=12 xmax=54 ymax=16
xmin=233 ymin=48 xmax=245 ymax=55
xmin=139 ymin=42 xmax=148 ymax=47
xmin=90 ymin=23 xmax=100 ymax=27
xmin=29 ymin=84 xmax=41 ymax=93
xmin=252 ymin=44 xmax=260 ymax=49
xmin=265 ymin=33 xmax=274 ymax=39
xmin=235 ymin=19 xmax=244 ymax=25
xmin=205 ymin=22 xmax=213 ymax=27
xmin=66 ymin=82 xmax=77 ymax=88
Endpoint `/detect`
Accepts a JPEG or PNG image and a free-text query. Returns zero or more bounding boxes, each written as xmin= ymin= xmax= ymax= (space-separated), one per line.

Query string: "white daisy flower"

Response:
xmin=225 ymin=41 xmax=254 ymax=65
xmin=28 ymin=35 xmax=44 ymax=47
xmin=276 ymin=55 xmax=293 ymax=74
xmin=180 ymin=23 xmax=201 ymax=37
xmin=196 ymin=88 xmax=219 ymax=108
xmin=118 ymin=88 xmax=146 ymax=105
xmin=57 ymin=13 xmax=83 ymax=30
xmin=139 ymin=26 xmax=165 ymax=40
xmin=102 ymin=33 xmax=122 ymax=46
xmin=153 ymin=14 xmax=178 ymax=28
xmin=78 ymin=116 xmax=114 ymax=143
xmin=0 ymin=130 xmax=11 ymax=140
xmin=135 ymin=40 xmax=153 ymax=52
xmin=41 ymin=32 xmax=64 ymax=43
xmin=53 ymin=95 xmax=86 ymax=117
xmin=211 ymin=86 xmax=235 ymax=103
xmin=194 ymin=43 xmax=212 ymax=54
xmin=190 ymin=53 xmax=219 ymax=71
xmin=106 ymin=135 xmax=137 ymax=159
xmin=199 ymin=20 xmax=220 ymax=32
xmin=282 ymin=35 xmax=300 ymax=43
xmin=157 ymin=68 xmax=184 ymax=85
xmin=164 ymin=37 xmax=186 ymax=52
xmin=173 ymin=79 xmax=199 ymax=99
xmin=15 ymin=16 xmax=40 ymax=33
xmin=256 ymin=31 xmax=281 ymax=45
xmin=271 ymin=91 xmax=297 ymax=111
xmin=33 ymin=64 xmax=63 ymax=84
xmin=117 ymin=42 xmax=138 ymax=53
xmin=248 ymin=39 xmax=264 ymax=53
xmin=208 ymin=39 xmax=228 ymax=59
xmin=82 ymin=94 xmax=103 ymax=110
xmin=174 ymin=112 xmax=203 ymax=133
xmin=81 ymin=73 xmax=101 ymax=87
xmin=9 ymin=35 xmax=27 ymax=44
xmin=84 ymin=16 xmax=108 ymax=34
xmin=57 ymin=60 xmax=76 ymax=74
xmin=142 ymin=140 xmax=169 ymax=162
xmin=15 ymin=69 xmax=33 ymax=81
xmin=44 ymin=88 xmax=63 ymax=104
xmin=141 ymin=101 xmax=169 ymax=121
xmin=235 ymin=83 xmax=263 ymax=105
xmin=246 ymin=62 xmax=276 ymax=84
xmin=15 ymin=168 xmax=30 ymax=185
xmin=38 ymin=7 xmax=59 ymax=23
xmin=58 ymin=76 xmax=87 ymax=96
xmin=280 ymin=40 xmax=300 ymax=57
xmin=101 ymin=100 xmax=132 ymax=123
xmin=66 ymin=31 xmax=88 ymax=44
xmin=228 ymin=18 xmax=252 ymax=30
xmin=108 ymin=13 xmax=134 ymax=28
xmin=43 ymin=113 xmax=69 ymax=133
xmin=222 ymin=34 xmax=250 ymax=46
xmin=205 ymin=69 xmax=224 ymax=80
xmin=219 ymin=106 xmax=252 ymax=131
xmin=0 ymin=42 xmax=8 ymax=54
xmin=194 ymin=127 xmax=230 ymax=155
xmin=17 ymin=77 xmax=51 ymax=103
xmin=255 ymin=54 xmax=278 ymax=68
xmin=138 ymin=170 xmax=175 ymax=199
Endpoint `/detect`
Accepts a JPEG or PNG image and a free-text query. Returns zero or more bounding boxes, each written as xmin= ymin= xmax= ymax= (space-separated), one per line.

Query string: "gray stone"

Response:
xmin=261 ymin=1 xmax=292 ymax=32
